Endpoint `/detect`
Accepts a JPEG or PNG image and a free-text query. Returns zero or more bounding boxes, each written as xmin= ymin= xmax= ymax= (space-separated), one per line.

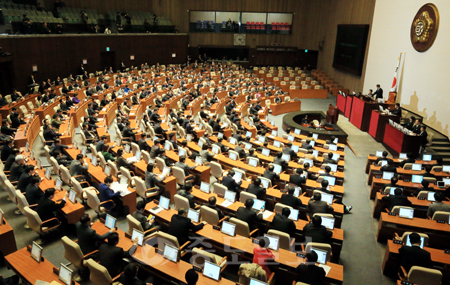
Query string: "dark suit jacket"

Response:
xmin=263 ymin=170 xmax=279 ymax=184
xmin=271 ymin=214 xmax=296 ymax=236
xmin=289 ymin=174 xmax=306 ymax=186
xmin=281 ymin=194 xmax=303 ymax=208
xmin=373 ymin=88 xmax=383 ymax=99
xmin=35 ymin=197 xmax=66 ymax=222
xmin=76 ymin=222 xmax=111 ymax=254
xmin=99 ymin=243 xmax=134 ymax=277
xmin=1 ymin=145 xmax=12 ymax=162
xmin=167 ymin=214 xmax=204 ymax=246
xmin=9 ymin=162 xmax=25 ymax=182
xmin=25 ymin=184 xmax=44 ymax=205
xmin=398 ymin=245 xmax=433 ymax=272
xmin=303 ymin=223 xmax=332 ymax=243
xmin=117 ymin=156 xmax=132 ymax=170
xmin=381 ymin=194 xmax=412 ymax=211
xmin=296 ymin=264 xmax=326 ymax=285
xmin=236 ymin=207 xmax=263 ymax=230
xmin=17 ymin=172 xmax=32 ymax=192
xmin=222 ymin=176 xmax=241 ymax=191
xmin=248 ymin=184 xmax=266 ymax=199
xmin=206 ymin=204 xmax=224 ymax=219
xmin=307 ymin=200 xmax=333 ymax=217
xmin=132 ymin=210 xmax=153 ymax=231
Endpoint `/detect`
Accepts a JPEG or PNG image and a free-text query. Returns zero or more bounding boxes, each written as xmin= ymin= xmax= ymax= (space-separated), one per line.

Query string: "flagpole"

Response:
xmin=390 ymin=53 xmax=402 ymax=92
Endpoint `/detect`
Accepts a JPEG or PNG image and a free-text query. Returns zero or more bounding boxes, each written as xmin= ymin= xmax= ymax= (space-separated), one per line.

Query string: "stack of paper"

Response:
xmin=262 ymin=210 xmax=274 ymax=220
xmin=220 ymin=200 xmax=233 ymax=207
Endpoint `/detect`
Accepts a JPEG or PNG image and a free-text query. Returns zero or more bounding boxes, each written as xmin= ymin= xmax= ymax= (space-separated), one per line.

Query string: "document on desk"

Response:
xmin=318 ymin=264 xmax=331 ymax=276
xmin=110 ymin=182 xmax=131 ymax=196
xmin=35 ymin=281 xmax=49 ymax=285
xmin=262 ymin=210 xmax=274 ymax=219
xmin=149 ymin=206 xmax=163 ymax=215
xmin=127 ymin=156 xmax=138 ymax=163
xmin=220 ymin=200 xmax=233 ymax=207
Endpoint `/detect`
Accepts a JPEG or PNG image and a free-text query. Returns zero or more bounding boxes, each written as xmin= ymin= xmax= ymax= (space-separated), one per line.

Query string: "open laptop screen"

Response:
xmin=203 ymin=261 xmax=221 ymax=281
xmin=399 ymin=208 xmax=414 ymax=219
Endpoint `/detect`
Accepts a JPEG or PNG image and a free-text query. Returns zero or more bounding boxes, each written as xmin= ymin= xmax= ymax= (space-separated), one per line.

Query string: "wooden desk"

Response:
xmin=383 ymin=124 xmax=422 ymax=157
xmin=271 ymin=101 xmax=301 ymax=116
xmin=0 ymin=94 xmax=39 ymax=119
xmin=365 ymin=155 xmax=437 ymax=174
xmin=14 ymin=115 xmax=40 ymax=148
xmin=0 ymin=218 xmax=17 ymax=257
xmin=349 ymin=95 xmax=394 ymax=132
xmin=6 ymin=247 xmax=80 ymax=285
xmin=91 ymin=221 xmax=134 ymax=250
xmin=368 ymin=110 xmax=400 ymax=142
xmin=370 ymin=177 xmax=443 ymax=199
xmin=377 ymin=212 xmax=450 ymax=248
xmin=382 ymin=240 xmax=450 ymax=285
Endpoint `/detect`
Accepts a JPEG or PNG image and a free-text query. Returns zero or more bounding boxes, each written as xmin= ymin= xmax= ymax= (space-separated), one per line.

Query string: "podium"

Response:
xmin=336 ymin=93 xmax=346 ymax=114
xmin=344 ymin=94 xmax=353 ymax=118
xmin=382 ymin=124 xmax=422 ymax=156
xmin=349 ymin=96 xmax=394 ymax=132
xmin=368 ymin=110 xmax=400 ymax=142
xmin=326 ymin=104 xmax=339 ymax=124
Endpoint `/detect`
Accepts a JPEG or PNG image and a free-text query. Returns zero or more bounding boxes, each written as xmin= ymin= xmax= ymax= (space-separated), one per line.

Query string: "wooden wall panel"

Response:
xmin=0 ymin=34 xmax=188 ymax=92
xmin=42 ymin=0 xmax=154 ymax=14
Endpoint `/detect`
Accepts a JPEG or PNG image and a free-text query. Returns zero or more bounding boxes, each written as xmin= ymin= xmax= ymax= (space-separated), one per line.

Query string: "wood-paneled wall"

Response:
xmin=0 ymin=34 xmax=187 ymax=92
xmin=41 ymin=0 xmax=154 ymax=14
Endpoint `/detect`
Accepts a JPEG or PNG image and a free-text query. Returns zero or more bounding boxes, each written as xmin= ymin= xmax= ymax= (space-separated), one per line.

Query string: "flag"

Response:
xmin=390 ymin=53 xmax=402 ymax=92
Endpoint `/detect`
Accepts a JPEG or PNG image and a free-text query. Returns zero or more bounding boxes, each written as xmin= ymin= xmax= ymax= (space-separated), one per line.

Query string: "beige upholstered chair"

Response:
xmin=229 ymin=217 xmax=258 ymax=238
xmin=239 ymin=191 xmax=257 ymax=203
xmin=399 ymin=266 xmax=442 ymax=285
xmin=191 ymin=247 xmax=227 ymax=270
xmin=274 ymin=203 xmax=293 ymax=213
xmin=23 ymin=206 xmax=61 ymax=244
xmin=213 ymin=183 xmax=227 ymax=196
xmin=61 ymin=236 xmax=97 ymax=279
xmin=305 ymin=242 xmax=332 ymax=262
xmin=133 ymin=177 xmax=159 ymax=201
xmin=172 ymin=166 xmax=194 ymax=187
xmin=156 ymin=231 xmax=189 ymax=256
xmin=174 ymin=194 xmax=190 ymax=211
xmin=267 ymin=229 xmax=295 ymax=251
xmin=431 ymin=211 xmax=450 ymax=221
xmin=85 ymin=259 xmax=121 ymax=285
xmin=126 ymin=214 xmax=158 ymax=237
xmin=85 ymin=189 xmax=113 ymax=218
xmin=200 ymin=205 xmax=226 ymax=226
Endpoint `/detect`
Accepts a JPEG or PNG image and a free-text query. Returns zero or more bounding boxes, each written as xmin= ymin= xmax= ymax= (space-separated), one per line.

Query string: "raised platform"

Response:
xmin=282 ymin=111 xmax=348 ymax=144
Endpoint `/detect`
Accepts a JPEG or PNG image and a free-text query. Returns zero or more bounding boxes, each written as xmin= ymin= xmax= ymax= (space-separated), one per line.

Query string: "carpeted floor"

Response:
xmin=0 ymin=93 xmax=397 ymax=284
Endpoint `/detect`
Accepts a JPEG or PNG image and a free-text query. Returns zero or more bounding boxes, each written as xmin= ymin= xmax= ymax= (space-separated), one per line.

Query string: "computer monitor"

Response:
xmin=105 ymin=214 xmax=116 ymax=230
xmin=200 ymin=182 xmax=210 ymax=193
xmin=217 ymin=132 xmax=224 ymax=139
xmin=25 ymin=142 xmax=29 ymax=152
xmin=288 ymin=209 xmax=299 ymax=221
xmin=437 ymin=181 xmax=445 ymax=188
xmin=333 ymin=138 xmax=338 ymax=144
xmin=186 ymin=134 xmax=193 ymax=142
xmin=178 ymin=148 xmax=186 ymax=157
xmin=412 ymin=163 xmax=422 ymax=171
xmin=422 ymin=154 xmax=432 ymax=161
xmin=273 ymin=141 xmax=281 ymax=148
xmin=159 ymin=196 xmax=170 ymax=210
xmin=104 ymin=165 xmax=111 ymax=176
xmin=261 ymin=148 xmax=270 ymax=157
xmin=37 ymin=158 xmax=42 ymax=169
xmin=388 ymin=187 xmax=402 ymax=195
xmin=203 ymin=261 xmax=221 ymax=281
xmin=273 ymin=164 xmax=282 ymax=174
xmin=258 ymin=135 xmax=266 ymax=143
xmin=249 ymin=278 xmax=269 ymax=285
xmin=381 ymin=160 xmax=388 ymax=167
xmin=399 ymin=153 xmax=407 ymax=159
xmin=311 ymin=247 xmax=327 ymax=264
xmin=327 ymin=164 xmax=338 ymax=172
xmin=55 ymin=178 xmax=62 ymax=190
xmin=405 ymin=235 xmax=425 ymax=249
xmin=90 ymin=155 xmax=98 ymax=167
xmin=125 ymin=144 xmax=131 ymax=153
xmin=163 ymin=244 xmax=179 ymax=263
xmin=31 ymin=241 xmax=43 ymax=263
xmin=294 ymin=187 xmax=301 ymax=197
xmin=320 ymin=193 xmax=334 ymax=205
xmin=233 ymin=171 xmax=242 ymax=183
xmin=382 ymin=171 xmax=395 ymax=180
xmin=187 ymin=209 xmax=200 ymax=223
xmin=287 ymin=135 xmax=295 ymax=142
xmin=212 ymin=144 xmax=220 ymax=154
xmin=229 ymin=137 xmax=236 ymax=145
xmin=443 ymin=165 xmax=450 ymax=173
xmin=291 ymin=145 xmax=299 ymax=153
xmin=261 ymin=179 xmax=269 ymax=189
xmin=282 ymin=154 xmax=290 ymax=162
xmin=243 ymin=142 xmax=251 ymax=150
xmin=303 ymin=159 xmax=314 ymax=167
xmin=164 ymin=141 xmax=171 ymax=150
xmin=131 ymin=228 xmax=144 ymax=246
xmin=229 ymin=152 xmax=237 ymax=161
xmin=323 ymin=176 xmax=336 ymax=186
xmin=427 ymin=191 xmax=436 ymax=201
xmin=45 ymin=168 xmax=51 ymax=180
xmin=263 ymin=234 xmax=280 ymax=251
xmin=253 ymin=199 xmax=266 ymax=211
xmin=136 ymin=151 xmax=141 ymax=161
xmin=246 ymin=131 xmax=252 ymax=138
xmin=329 ymin=144 xmax=337 ymax=151
xmin=294 ymin=129 xmax=301 ymax=135
xmin=198 ymin=140 xmax=204 ymax=148
xmin=68 ymin=189 xmax=77 ymax=204
xmin=271 ymin=130 xmax=278 ymax=137
xmin=195 ymin=156 xmax=203 ymax=166
xmin=58 ymin=263 xmax=73 ymax=285
xmin=399 ymin=207 xmax=414 ymax=219
xmin=412 ymin=175 xmax=423 ymax=184
xmin=221 ymin=221 xmax=236 ymax=237
xmin=30 ymin=150 xmax=35 ymax=160
xmin=443 ymin=178 xmax=450 ymax=185
xmin=312 ymin=133 xmax=319 ymax=140
xmin=321 ymin=216 xmax=335 ymax=230
xmin=376 ymin=151 xmax=383 ymax=157
xmin=224 ymin=190 xmax=236 ymax=202
xmin=120 ymin=176 xmax=128 ymax=185
xmin=248 ymin=158 xmax=258 ymax=167
xmin=332 ymin=153 xmax=340 ymax=161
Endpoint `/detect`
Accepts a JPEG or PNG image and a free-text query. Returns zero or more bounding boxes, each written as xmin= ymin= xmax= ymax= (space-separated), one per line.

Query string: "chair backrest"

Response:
xmin=85 ymin=189 xmax=101 ymax=213
xmin=229 ymin=150 xmax=240 ymax=160
xmin=423 ymin=177 xmax=436 ymax=184
xmin=229 ymin=217 xmax=250 ymax=237
xmin=85 ymin=258 xmax=112 ymax=285
xmin=27 ymin=101 xmax=35 ymax=110
xmin=23 ymin=206 xmax=43 ymax=234
xmin=156 ymin=231 xmax=180 ymax=250
xmin=127 ymin=214 xmax=144 ymax=235
xmin=133 ymin=177 xmax=148 ymax=199
xmin=16 ymin=190 xmax=29 ymax=214
xmin=172 ymin=166 xmax=186 ymax=185
xmin=431 ymin=211 xmax=450 ymax=221
xmin=174 ymin=194 xmax=190 ymax=211
xmin=19 ymin=105 xmax=28 ymax=115
xmin=305 ymin=242 xmax=332 ymax=262
xmin=274 ymin=203 xmax=293 ymax=213
xmin=239 ymin=191 xmax=257 ymax=203
xmin=141 ymin=150 xmax=150 ymax=164
xmin=155 ymin=157 xmax=165 ymax=171
xmin=60 ymin=165 xmax=71 ymax=185
xmin=400 ymin=231 xmax=429 ymax=247
xmin=119 ymin=166 xmax=133 ymax=184
xmin=5 ymin=181 xmax=17 ymax=203
xmin=210 ymin=161 xmax=224 ymax=178
xmin=431 ymin=166 xmax=443 ymax=172
xmin=391 ymin=206 xmax=413 ymax=214
xmin=61 ymin=236 xmax=84 ymax=269
xmin=408 ymin=266 xmax=442 ymax=285
xmin=259 ymin=176 xmax=272 ymax=188
xmin=200 ymin=205 xmax=220 ymax=225
xmin=49 ymin=157 xmax=60 ymax=176
xmin=107 ymin=161 xmax=119 ymax=177
xmin=131 ymin=142 xmax=140 ymax=156
xmin=191 ymin=247 xmax=221 ymax=267
xmin=403 ymin=163 xmax=413 ymax=169
xmin=246 ymin=157 xmax=260 ymax=166
xmin=213 ymin=183 xmax=227 ymax=196
xmin=233 ymin=168 xmax=246 ymax=180
xmin=98 ymin=152 xmax=107 ymax=169
xmin=89 ymin=143 xmax=98 ymax=157
xmin=313 ymin=213 xmax=334 ymax=219
xmin=417 ymin=191 xmax=429 ymax=199
xmin=267 ymin=229 xmax=291 ymax=250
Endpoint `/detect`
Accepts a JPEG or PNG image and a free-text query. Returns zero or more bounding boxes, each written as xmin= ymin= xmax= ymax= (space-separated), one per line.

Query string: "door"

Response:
xmin=100 ymin=51 xmax=116 ymax=72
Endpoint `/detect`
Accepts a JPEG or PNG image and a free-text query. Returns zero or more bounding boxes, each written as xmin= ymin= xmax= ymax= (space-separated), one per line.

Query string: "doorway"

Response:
xmin=100 ymin=51 xmax=116 ymax=72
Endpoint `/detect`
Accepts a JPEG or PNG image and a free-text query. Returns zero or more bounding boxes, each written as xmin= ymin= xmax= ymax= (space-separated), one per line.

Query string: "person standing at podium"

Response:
xmin=373 ymin=84 xmax=383 ymax=99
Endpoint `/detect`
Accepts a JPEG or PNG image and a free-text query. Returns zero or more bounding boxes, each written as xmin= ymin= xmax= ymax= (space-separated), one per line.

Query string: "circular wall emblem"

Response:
xmin=411 ymin=3 xmax=439 ymax=52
